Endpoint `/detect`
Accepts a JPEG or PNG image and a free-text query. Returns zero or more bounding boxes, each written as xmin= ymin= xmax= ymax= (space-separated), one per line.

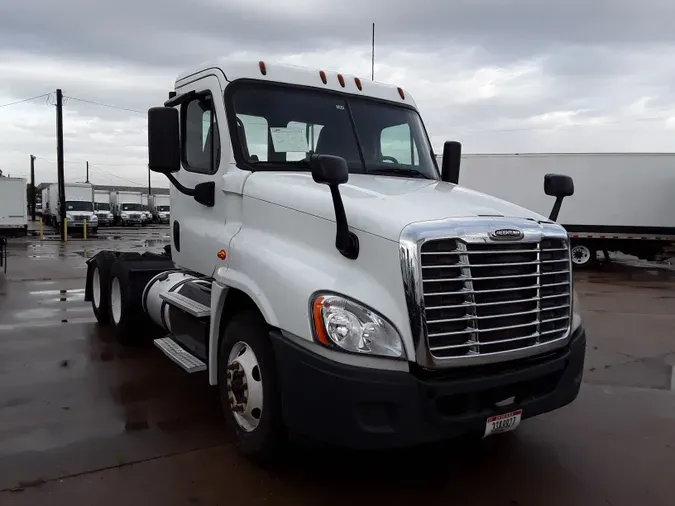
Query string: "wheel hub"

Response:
xmin=226 ymin=362 xmax=248 ymax=413
xmin=225 ymin=342 xmax=263 ymax=432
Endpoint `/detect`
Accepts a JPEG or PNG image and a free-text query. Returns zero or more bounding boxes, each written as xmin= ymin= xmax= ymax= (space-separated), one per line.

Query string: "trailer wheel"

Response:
xmin=89 ymin=251 xmax=118 ymax=325
xmin=571 ymin=243 xmax=596 ymax=269
xmin=218 ymin=310 xmax=285 ymax=465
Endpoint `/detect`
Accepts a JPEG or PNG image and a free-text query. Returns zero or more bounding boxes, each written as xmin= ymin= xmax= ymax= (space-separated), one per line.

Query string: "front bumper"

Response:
xmin=270 ymin=326 xmax=586 ymax=450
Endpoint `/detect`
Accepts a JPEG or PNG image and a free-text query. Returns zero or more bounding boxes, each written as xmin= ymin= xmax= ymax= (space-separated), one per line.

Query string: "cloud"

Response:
xmin=2 ymin=0 xmax=675 ymax=186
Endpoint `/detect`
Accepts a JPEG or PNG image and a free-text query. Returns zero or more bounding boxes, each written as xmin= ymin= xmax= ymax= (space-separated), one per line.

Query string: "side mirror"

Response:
xmin=544 ymin=173 xmax=574 ymax=222
xmin=148 ymin=107 xmax=180 ymax=174
xmin=309 ymin=154 xmax=358 ymax=260
xmin=544 ymin=173 xmax=574 ymax=198
xmin=310 ymin=154 xmax=349 ymax=185
xmin=441 ymin=141 xmax=462 ymax=184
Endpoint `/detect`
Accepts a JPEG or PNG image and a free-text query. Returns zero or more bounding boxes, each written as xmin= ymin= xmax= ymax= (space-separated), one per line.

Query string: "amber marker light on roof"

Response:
xmin=337 ymin=74 xmax=345 ymax=87
xmin=319 ymin=70 xmax=327 ymax=84
xmin=397 ymin=87 xmax=405 ymax=100
xmin=354 ymin=77 xmax=362 ymax=90
xmin=259 ymin=61 xmax=267 ymax=75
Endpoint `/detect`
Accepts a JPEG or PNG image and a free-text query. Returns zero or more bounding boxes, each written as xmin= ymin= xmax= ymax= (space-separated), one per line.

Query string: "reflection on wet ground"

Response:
xmin=0 ymin=232 xmax=674 ymax=505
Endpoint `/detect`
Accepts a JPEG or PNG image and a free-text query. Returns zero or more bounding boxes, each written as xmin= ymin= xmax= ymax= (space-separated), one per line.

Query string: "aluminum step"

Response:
xmin=160 ymin=291 xmax=210 ymax=318
xmin=154 ymin=336 xmax=206 ymax=373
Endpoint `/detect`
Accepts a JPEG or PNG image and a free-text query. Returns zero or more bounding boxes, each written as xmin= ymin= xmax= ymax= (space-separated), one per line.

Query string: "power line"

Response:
xmin=88 ymin=164 xmax=147 ymax=186
xmin=0 ymin=93 xmax=51 ymax=108
xmin=63 ymin=95 xmax=145 ymax=114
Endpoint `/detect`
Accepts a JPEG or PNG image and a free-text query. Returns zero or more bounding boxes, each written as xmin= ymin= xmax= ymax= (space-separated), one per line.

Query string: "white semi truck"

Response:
xmin=150 ymin=194 xmax=170 ymax=223
xmin=0 ymin=177 xmax=28 ymax=237
xmin=447 ymin=153 xmax=675 ymax=268
xmin=42 ymin=182 xmax=98 ymax=234
xmin=110 ymin=190 xmax=145 ymax=226
xmin=85 ymin=59 xmax=586 ymax=463
xmin=94 ymin=190 xmax=114 ymax=226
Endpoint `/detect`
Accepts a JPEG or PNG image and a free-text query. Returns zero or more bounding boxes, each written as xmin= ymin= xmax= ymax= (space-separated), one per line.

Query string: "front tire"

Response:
xmin=218 ymin=310 xmax=285 ymax=465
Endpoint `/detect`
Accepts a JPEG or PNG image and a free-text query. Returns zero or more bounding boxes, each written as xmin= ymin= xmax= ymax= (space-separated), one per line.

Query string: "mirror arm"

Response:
xmin=328 ymin=185 xmax=359 ymax=259
xmin=548 ymin=196 xmax=564 ymax=221
xmin=165 ymin=173 xmax=195 ymax=197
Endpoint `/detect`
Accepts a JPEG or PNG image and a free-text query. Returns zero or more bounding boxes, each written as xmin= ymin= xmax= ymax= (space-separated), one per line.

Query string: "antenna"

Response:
xmin=371 ymin=23 xmax=375 ymax=80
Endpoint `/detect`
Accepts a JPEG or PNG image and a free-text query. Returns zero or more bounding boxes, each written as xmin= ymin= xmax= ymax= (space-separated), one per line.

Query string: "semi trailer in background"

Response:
xmin=41 ymin=182 xmax=98 ymax=234
xmin=0 ymin=177 xmax=28 ymax=237
xmin=94 ymin=190 xmax=114 ymax=226
xmin=444 ymin=153 xmax=675 ymax=268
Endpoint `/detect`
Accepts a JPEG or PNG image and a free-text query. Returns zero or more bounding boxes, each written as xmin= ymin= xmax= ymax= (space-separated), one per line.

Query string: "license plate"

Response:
xmin=484 ymin=409 xmax=522 ymax=438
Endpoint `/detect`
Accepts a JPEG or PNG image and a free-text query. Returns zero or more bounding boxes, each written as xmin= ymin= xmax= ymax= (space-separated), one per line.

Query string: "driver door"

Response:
xmin=170 ymin=74 xmax=231 ymax=276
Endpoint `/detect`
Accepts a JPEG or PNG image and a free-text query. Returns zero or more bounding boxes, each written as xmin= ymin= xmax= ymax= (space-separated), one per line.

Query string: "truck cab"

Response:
xmin=85 ymin=59 xmax=585 ymax=463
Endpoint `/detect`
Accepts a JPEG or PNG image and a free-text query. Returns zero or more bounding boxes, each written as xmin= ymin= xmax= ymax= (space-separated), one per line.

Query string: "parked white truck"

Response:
xmin=42 ymin=182 xmax=97 ymax=234
xmin=110 ymin=190 xmax=145 ymax=226
xmin=94 ymin=190 xmax=114 ymax=226
xmin=446 ymin=153 xmax=675 ymax=268
xmin=84 ymin=59 xmax=585 ymax=464
xmin=0 ymin=177 xmax=28 ymax=237
xmin=141 ymin=193 xmax=152 ymax=223
xmin=150 ymin=194 xmax=170 ymax=223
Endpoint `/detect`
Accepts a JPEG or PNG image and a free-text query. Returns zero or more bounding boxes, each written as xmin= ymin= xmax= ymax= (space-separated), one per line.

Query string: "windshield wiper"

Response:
xmin=367 ymin=167 xmax=432 ymax=179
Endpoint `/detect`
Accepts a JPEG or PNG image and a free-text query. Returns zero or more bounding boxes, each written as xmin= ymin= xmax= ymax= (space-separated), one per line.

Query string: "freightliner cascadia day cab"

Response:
xmin=84 ymin=59 xmax=586 ymax=463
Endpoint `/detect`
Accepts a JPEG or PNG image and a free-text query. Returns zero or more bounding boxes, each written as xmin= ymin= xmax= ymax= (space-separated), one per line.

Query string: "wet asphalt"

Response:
xmin=0 ymin=227 xmax=674 ymax=506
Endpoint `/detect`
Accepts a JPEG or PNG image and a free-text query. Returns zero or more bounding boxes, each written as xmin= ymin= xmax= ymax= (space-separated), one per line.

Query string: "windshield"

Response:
xmin=95 ymin=203 xmax=110 ymax=211
xmin=121 ymin=203 xmax=143 ymax=211
xmin=157 ymin=206 xmax=170 ymax=212
xmin=66 ymin=201 xmax=93 ymax=212
xmin=228 ymin=83 xmax=439 ymax=179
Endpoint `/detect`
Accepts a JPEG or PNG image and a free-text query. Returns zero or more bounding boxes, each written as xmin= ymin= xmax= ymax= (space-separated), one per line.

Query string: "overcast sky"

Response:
xmin=1 ymin=0 xmax=675 ymax=187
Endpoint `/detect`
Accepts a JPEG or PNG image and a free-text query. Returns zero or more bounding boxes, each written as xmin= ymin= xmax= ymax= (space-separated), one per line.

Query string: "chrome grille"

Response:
xmin=420 ymin=238 xmax=571 ymax=359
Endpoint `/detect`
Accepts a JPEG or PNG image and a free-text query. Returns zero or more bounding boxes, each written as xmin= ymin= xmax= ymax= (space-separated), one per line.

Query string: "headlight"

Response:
xmin=90 ymin=215 xmax=98 ymax=221
xmin=66 ymin=213 xmax=73 ymax=220
xmin=572 ymin=289 xmax=582 ymax=332
xmin=121 ymin=213 xmax=128 ymax=218
xmin=107 ymin=213 xmax=113 ymax=218
xmin=311 ymin=294 xmax=405 ymax=359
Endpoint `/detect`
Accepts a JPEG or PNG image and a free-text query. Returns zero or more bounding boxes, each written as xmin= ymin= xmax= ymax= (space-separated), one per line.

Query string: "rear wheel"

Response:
xmin=89 ymin=251 xmax=117 ymax=325
xmin=107 ymin=253 xmax=158 ymax=345
xmin=218 ymin=310 xmax=285 ymax=465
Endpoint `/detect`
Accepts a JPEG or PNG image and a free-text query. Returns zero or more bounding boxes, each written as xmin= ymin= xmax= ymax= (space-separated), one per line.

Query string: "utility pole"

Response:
xmin=148 ymin=168 xmax=152 ymax=196
xmin=86 ymin=161 xmax=89 ymax=183
xmin=371 ymin=23 xmax=375 ymax=81
xmin=30 ymin=155 xmax=36 ymax=222
xmin=56 ymin=89 xmax=66 ymax=241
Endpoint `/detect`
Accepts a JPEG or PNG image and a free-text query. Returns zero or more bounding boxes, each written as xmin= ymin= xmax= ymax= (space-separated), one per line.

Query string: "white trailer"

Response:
xmin=94 ymin=190 xmax=114 ymax=226
xmin=42 ymin=182 xmax=97 ymax=233
xmin=445 ymin=153 xmax=675 ymax=268
xmin=0 ymin=177 xmax=28 ymax=237
xmin=84 ymin=59 xmax=586 ymax=464
xmin=110 ymin=190 xmax=144 ymax=226
xmin=150 ymin=194 xmax=170 ymax=223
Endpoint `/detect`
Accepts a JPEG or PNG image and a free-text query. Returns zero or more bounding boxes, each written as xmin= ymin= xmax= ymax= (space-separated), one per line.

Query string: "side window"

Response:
xmin=380 ymin=123 xmax=419 ymax=165
xmin=183 ymin=94 xmax=220 ymax=174
xmin=236 ymin=114 xmax=268 ymax=162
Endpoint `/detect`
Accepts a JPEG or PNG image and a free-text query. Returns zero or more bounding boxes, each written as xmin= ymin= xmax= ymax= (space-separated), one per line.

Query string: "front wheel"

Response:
xmin=218 ymin=310 xmax=285 ymax=465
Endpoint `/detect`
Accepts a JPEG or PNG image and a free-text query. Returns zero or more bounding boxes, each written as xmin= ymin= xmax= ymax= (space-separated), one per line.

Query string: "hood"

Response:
xmin=244 ymin=172 xmax=551 ymax=241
